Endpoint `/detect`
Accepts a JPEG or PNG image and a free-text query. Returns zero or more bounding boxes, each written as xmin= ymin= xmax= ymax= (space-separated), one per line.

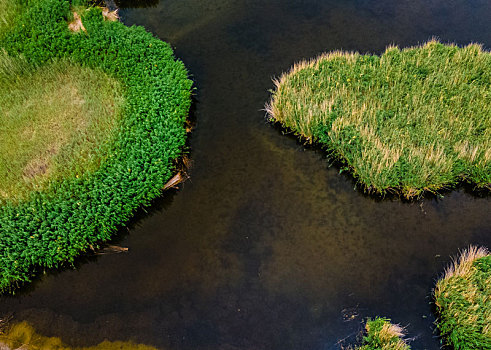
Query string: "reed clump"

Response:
xmin=266 ymin=40 xmax=491 ymax=198
xmin=434 ymin=246 xmax=491 ymax=349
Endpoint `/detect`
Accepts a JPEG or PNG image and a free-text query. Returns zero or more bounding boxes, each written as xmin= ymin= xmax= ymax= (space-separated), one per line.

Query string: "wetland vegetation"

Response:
xmin=352 ymin=317 xmax=410 ymax=350
xmin=267 ymin=40 xmax=491 ymax=198
xmin=0 ymin=0 xmax=192 ymax=292
xmin=434 ymin=246 xmax=491 ymax=349
xmin=0 ymin=1 xmax=490 ymax=349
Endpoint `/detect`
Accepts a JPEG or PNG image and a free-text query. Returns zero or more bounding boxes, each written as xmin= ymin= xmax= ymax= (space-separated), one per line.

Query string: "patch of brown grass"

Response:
xmin=68 ymin=12 xmax=86 ymax=33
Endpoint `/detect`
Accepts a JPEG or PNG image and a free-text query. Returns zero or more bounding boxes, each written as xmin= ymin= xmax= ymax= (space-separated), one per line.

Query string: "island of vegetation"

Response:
xmin=350 ymin=317 xmax=410 ymax=350
xmin=346 ymin=246 xmax=490 ymax=350
xmin=0 ymin=0 xmax=192 ymax=292
xmin=266 ymin=40 xmax=490 ymax=198
xmin=434 ymin=246 xmax=491 ymax=349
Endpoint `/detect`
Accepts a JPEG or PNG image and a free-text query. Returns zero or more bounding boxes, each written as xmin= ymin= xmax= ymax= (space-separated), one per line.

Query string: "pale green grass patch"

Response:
xmin=0 ymin=0 xmax=23 ymax=38
xmin=0 ymin=51 xmax=125 ymax=201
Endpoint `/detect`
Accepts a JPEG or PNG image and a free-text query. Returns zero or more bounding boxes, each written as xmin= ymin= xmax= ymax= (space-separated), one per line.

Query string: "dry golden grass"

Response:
xmin=68 ymin=12 xmax=86 ymax=33
xmin=440 ymin=246 xmax=489 ymax=280
xmin=267 ymin=40 xmax=491 ymax=198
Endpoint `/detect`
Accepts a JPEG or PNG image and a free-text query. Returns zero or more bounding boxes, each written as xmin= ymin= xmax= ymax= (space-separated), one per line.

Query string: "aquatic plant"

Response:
xmin=350 ymin=317 xmax=410 ymax=350
xmin=434 ymin=246 xmax=491 ymax=349
xmin=0 ymin=321 xmax=159 ymax=349
xmin=0 ymin=0 xmax=192 ymax=292
xmin=266 ymin=40 xmax=491 ymax=198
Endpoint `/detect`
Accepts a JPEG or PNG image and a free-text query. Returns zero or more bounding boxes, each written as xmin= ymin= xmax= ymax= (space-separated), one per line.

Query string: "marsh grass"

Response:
xmin=0 ymin=51 xmax=125 ymax=202
xmin=0 ymin=0 xmax=23 ymax=38
xmin=0 ymin=321 xmax=159 ymax=350
xmin=266 ymin=40 xmax=491 ymax=198
xmin=434 ymin=246 xmax=491 ymax=349
xmin=350 ymin=317 xmax=410 ymax=350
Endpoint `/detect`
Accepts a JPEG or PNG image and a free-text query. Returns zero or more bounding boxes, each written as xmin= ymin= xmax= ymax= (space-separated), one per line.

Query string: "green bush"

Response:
xmin=434 ymin=247 xmax=491 ymax=349
xmin=266 ymin=41 xmax=491 ymax=198
xmin=0 ymin=0 xmax=192 ymax=292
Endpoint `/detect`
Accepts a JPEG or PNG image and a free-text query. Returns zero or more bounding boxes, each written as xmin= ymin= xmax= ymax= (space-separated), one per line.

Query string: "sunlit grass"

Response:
xmin=351 ymin=317 xmax=411 ymax=350
xmin=434 ymin=246 xmax=491 ymax=349
xmin=0 ymin=51 xmax=125 ymax=202
xmin=267 ymin=40 xmax=491 ymax=198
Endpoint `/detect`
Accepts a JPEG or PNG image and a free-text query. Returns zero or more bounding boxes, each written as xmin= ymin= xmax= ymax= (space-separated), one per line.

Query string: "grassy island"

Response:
xmin=0 ymin=0 xmax=192 ymax=292
xmin=351 ymin=317 xmax=410 ymax=350
xmin=266 ymin=40 xmax=491 ymax=198
xmin=434 ymin=246 xmax=491 ymax=349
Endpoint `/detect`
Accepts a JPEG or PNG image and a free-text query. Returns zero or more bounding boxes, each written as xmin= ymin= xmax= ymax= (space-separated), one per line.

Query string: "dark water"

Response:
xmin=1 ymin=1 xmax=491 ymax=349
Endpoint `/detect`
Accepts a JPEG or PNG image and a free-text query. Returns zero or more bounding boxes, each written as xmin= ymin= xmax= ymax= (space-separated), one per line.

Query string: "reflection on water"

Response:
xmin=0 ymin=0 xmax=490 ymax=349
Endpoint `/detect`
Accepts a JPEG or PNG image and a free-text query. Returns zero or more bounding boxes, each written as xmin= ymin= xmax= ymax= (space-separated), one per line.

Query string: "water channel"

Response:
xmin=1 ymin=0 xmax=490 ymax=349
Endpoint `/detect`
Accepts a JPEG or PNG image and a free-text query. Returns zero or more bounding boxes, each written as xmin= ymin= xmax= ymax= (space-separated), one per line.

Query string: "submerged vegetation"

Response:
xmin=434 ymin=246 xmax=491 ymax=349
xmin=351 ymin=317 xmax=410 ymax=350
xmin=267 ymin=40 xmax=491 ymax=198
xmin=0 ymin=321 xmax=159 ymax=350
xmin=0 ymin=0 xmax=192 ymax=292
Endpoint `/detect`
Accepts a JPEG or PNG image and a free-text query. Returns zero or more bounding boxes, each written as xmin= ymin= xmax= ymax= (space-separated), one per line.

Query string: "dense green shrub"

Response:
xmin=434 ymin=246 xmax=491 ymax=349
xmin=267 ymin=41 xmax=491 ymax=198
xmin=0 ymin=0 xmax=192 ymax=292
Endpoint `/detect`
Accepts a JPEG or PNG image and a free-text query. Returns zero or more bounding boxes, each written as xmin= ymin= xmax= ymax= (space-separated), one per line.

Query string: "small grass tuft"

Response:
xmin=267 ymin=40 xmax=491 ymax=198
xmin=434 ymin=246 xmax=491 ymax=349
xmin=349 ymin=317 xmax=411 ymax=350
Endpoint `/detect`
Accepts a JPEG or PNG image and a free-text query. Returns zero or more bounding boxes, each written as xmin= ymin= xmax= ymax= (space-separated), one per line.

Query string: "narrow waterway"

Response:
xmin=1 ymin=1 xmax=490 ymax=349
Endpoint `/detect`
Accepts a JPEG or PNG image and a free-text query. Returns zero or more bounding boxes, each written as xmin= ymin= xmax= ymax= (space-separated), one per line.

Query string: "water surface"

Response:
xmin=1 ymin=1 xmax=490 ymax=349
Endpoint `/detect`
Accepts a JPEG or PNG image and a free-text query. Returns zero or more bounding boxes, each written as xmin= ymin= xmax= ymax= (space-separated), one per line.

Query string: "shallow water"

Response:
xmin=1 ymin=0 xmax=490 ymax=349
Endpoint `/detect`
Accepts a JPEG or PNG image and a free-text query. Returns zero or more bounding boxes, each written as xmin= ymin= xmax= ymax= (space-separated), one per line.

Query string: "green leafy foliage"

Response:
xmin=0 ymin=0 xmax=192 ymax=292
xmin=267 ymin=41 xmax=491 ymax=198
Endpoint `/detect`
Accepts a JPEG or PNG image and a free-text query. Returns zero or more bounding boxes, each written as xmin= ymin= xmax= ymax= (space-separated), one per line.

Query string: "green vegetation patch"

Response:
xmin=0 ymin=53 xmax=124 ymax=201
xmin=351 ymin=317 xmax=410 ymax=350
xmin=0 ymin=0 xmax=192 ymax=292
xmin=0 ymin=321 xmax=160 ymax=349
xmin=267 ymin=40 xmax=491 ymax=198
xmin=434 ymin=246 xmax=491 ymax=349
